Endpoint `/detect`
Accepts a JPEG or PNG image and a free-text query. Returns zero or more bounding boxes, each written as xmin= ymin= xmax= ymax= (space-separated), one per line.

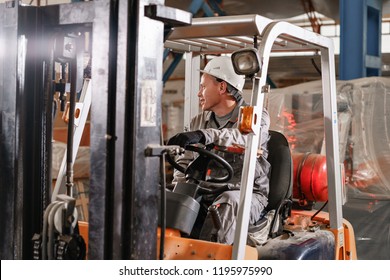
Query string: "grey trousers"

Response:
xmin=198 ymin=190 xmax=267 ymax=245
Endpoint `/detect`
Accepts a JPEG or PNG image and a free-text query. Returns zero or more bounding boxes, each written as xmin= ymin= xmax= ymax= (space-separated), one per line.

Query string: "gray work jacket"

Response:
xmin=173 ymin=99 xmax=271 ymax=207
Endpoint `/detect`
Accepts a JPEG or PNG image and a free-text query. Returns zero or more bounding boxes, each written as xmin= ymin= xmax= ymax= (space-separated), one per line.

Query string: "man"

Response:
xmin=168 ymin=56 xmax=270 ymax=245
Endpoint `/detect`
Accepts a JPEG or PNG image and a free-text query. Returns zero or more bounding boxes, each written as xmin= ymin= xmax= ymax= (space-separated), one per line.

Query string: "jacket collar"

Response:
xmin=205 ymin=98 xmax=247 ymax=126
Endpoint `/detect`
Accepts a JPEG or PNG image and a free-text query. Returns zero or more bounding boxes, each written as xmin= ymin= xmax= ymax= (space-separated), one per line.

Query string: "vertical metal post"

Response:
xmin=232 ymin=77 xmax=264 ymax=260
xmin=0 ymin=2 xmax=19 ymax=260
xmin=366 ymin=0 xmax=382 ymax=76
xmin=89 ymin=0 xmax=118 ymax=259
xmin=123 ymin=0 xmax=164 ymax=260
xmin=339 ymin=0 xmax=382 ymax=79
xmin=183 ymin=52 xmax=200 ymax=130
xmin=113 ymin=0 xmax=128 ymax=260
xmin=89 ymin=0 xmax=164 ymax=259
xmin=0 ymin=4 xmax=52 ymax=259
xmin=321 ymin=48 xmax=344 ymax=230
xmin=22 ymin=6 xmax=54 ymax=259
xmin=321 ymin=45 xmax=346 ymax=259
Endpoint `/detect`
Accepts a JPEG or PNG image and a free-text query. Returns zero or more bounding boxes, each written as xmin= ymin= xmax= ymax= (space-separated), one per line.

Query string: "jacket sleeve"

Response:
xmin=171 ymin=114 xmax=204 ymax=183
xmin=200 ymin=109 xmax=270 ymax=157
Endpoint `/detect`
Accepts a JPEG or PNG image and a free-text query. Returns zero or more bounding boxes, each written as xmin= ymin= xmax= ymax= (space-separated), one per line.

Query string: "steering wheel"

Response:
xmin=166 ymin=144 xmax=234 ymax=184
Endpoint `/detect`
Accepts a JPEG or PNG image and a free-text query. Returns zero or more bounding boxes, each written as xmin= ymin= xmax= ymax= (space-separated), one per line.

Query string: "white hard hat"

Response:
xmin=200 ymin=56 xmax=245 ymax=92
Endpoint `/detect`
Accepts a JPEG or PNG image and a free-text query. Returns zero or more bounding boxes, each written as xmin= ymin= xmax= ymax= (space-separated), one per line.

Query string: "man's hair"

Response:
xmin=215 ymin=77 xmax=242 ymax=102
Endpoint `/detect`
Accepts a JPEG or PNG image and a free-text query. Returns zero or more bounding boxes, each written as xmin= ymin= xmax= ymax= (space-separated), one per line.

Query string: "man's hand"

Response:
xmin=167 ymin=130 xmax=205 ymax=148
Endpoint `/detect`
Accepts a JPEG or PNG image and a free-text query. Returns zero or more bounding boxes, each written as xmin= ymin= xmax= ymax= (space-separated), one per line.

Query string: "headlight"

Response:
xmin=231 ymin=48 xmax=260 ymax=76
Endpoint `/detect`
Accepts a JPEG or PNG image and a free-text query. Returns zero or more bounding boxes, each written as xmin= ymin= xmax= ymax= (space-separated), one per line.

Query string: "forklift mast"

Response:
xmin=0 ymin=0 xmax=190 ymax=260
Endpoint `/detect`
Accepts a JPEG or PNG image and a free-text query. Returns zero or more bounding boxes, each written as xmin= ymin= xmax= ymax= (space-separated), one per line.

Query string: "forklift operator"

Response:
xmin=168 ymin=56 xmax=271 ymax=245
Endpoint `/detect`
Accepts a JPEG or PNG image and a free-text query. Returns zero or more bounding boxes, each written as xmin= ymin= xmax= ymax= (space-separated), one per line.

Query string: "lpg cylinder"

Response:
xmin=292 ymin=152 xmax=328 ymax=202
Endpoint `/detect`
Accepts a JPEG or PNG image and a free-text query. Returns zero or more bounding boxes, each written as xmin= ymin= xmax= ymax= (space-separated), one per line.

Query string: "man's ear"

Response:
xmin=219 ymin=81 xmax=227 ymax=93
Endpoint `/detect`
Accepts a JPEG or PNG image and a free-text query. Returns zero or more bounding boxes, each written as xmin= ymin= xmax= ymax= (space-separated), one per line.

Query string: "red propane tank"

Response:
xmin=292 ymin=152 xmax=329 ymax=202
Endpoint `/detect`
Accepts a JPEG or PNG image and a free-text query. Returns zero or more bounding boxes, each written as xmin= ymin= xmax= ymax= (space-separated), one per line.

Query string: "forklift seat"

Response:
xmin=265 ymin=130 xmax=293 ymax=237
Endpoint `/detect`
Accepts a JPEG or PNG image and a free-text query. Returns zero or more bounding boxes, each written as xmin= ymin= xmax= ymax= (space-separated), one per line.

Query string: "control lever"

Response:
xmin=208 ymin=204 xmax=227 ymax=243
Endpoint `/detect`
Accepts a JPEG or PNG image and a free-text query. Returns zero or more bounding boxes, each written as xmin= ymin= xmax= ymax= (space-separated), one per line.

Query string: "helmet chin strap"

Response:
xmin=229 ymin=90 xmax=242 ymax=102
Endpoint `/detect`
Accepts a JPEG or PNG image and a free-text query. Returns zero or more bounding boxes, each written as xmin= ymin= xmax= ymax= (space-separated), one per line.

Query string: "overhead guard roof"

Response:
xmin=164 ymin=14 xmax=328 ymax=54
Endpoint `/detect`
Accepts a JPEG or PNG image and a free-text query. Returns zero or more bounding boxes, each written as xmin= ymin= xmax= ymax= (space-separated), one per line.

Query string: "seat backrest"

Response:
xmin=265 ymin=130 xmax=293 ymax=212
xmin=264 ymin=131 xmax=293 ymax=238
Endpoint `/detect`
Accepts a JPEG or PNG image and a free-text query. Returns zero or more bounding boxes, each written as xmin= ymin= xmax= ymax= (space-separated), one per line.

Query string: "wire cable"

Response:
xmin=311 ymin=200 xmax=328 ymax=220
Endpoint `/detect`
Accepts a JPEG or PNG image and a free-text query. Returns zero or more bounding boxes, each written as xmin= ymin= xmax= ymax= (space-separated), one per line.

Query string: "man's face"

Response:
xmin=198 ymin=73 xmax=222 ymax=111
